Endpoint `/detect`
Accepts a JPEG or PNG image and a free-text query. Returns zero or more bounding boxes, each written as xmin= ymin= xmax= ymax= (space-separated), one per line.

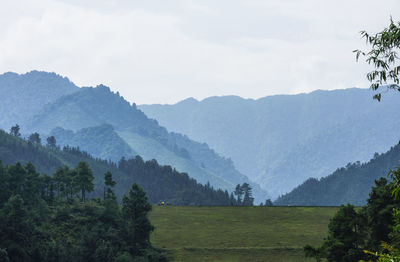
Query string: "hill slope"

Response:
xmin=50 ymin=124 xmax=137 ymax=163
xmin=0 ymin=71 xmax=268 ymax=201
xmin=274 ymin=143 xmax=400 ymax=206
xmin=140 ymin=89 xmax=400 ymax=197
xmin=0 ymin=129 xmax=236 ymax=205
xmin=26 ymin=85 xmax=235 ymax=192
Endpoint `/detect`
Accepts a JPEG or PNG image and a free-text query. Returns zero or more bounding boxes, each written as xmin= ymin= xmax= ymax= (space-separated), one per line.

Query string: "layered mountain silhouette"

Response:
xmin=0 ymin=71 xmax=268 ymax=202
xmin=140 ymin=89 xmax=400 ymax=198
xmin=0 ymin=71 xmax=78 ymax=129
xmin=275 ymin=143 xmax=400 ymax=206
xmin=0 ymin=128 xmax=237 ymax=205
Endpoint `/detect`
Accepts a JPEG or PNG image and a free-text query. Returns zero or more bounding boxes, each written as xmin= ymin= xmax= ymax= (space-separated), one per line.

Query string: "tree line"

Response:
xmin=0 ymin=161 xmax=166 ymax=261
xmin=3 ymin=125 xmax=245 ymax=206
xmin=304 ymin=18 xmax=400 ymax=261
xmin=303 ymin=177 xmax=400 ymax=261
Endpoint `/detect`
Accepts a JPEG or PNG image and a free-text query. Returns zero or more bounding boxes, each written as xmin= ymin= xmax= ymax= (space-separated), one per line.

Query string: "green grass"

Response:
xmin=150 ymin=206 xmax=338 ymax=261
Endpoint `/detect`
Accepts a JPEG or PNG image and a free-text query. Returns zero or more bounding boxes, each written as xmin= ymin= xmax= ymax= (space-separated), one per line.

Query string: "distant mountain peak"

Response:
xmin=95 ymin=84 xmax=111 ymax=91
xmin=201 ymin=95 xmax=247 ymax=103
xmin=178 ymin=97 xmax=198 ymax=104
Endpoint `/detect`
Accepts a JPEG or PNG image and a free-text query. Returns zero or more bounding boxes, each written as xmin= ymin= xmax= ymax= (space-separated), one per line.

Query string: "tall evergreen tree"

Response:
xmin=28 ymin=132 xmax=41 ymax=144
xmin=321 ymin=204 xmax=366 ymax=261
xmin=234 ymin=184 xmax=244 ymax=204
xmin=104 ymin=171 xmax=116 ymax=200
xmin=363 ymin=178 xmax=398 ymax=250
xmin=242 ymin=183 xmax=254 ymax=206
xmin=73 ymin=162 xmax=94 ymax=202
xmin=9 ymin=124 xmax=20 ymax=137
xmin=46 ymin=136 xmax=57 ymax=149
xmin=122 ymin=183 xmax=154 ymax=255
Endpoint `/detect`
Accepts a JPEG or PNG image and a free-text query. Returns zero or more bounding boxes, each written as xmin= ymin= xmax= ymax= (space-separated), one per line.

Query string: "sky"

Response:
xmin=0 ymin=0 xmax=398 ymax=104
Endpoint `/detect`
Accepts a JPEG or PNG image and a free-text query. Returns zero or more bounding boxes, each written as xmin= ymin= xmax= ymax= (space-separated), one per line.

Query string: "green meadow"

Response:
xmin=150 ymin=206 xmax=339 ymax=262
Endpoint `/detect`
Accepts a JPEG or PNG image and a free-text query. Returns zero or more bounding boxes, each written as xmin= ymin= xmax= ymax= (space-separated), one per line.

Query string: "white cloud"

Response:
xmin=0 ymin=0 xmax=398 ymax=104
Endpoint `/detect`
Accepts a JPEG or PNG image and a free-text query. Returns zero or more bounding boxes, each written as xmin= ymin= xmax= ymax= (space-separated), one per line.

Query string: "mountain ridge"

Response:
xmin=139 ymin=88 xmax=400 ymax=198
xmin=274 ymin=142 xmax=400 ymax=206
xmin=0 ymin=71 xmax=269 ymax=202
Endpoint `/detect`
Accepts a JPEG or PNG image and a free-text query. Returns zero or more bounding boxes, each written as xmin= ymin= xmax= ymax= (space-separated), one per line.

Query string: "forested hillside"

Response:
xmin=0 ymin=71 xmax=268 ymax=202
xmin=275 ymin=143 xmax=400 ymax=206
xmin=0 ymin=160 xmax=167 ymax=261
xmin=0 ymin=128 xmax=238 ymax=206
xmin=50 ymin=124 xmax=137 ymax=163
xmin=140 ymin=89 xmax=400 ymax=197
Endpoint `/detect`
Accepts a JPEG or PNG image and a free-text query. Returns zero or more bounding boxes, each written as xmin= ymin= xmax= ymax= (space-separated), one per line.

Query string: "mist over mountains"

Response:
xmin=275 ymin=143 xmax=400 ymax=206
xmin=140 ymin=89 xmax=400 ymax=198
xmin=3 ymin=70 xmax=400 ymax=204
xmin=0 ymin=71 xmax=268 ymax=202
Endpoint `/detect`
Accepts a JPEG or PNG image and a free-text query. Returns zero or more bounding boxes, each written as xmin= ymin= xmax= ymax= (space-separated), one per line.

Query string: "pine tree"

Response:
xmin=73 ymin=162 xmax=94 ymax=202
xmin=104 ymin=171 xmax=116 ymax=200
xmin=46 ymin=136 xmax=57 ymax=149
xmin=234 ymin=184 xmax=244 ymax=204
xmin=9 ymin=124 xmax=20 ymax=137
xmin=28 ymin=132 xmax=41 ymax=144
xmin=122 ymin=183 xmax=154 ymax=255
xmin=241 ymin=183 xmax=254 ymax=206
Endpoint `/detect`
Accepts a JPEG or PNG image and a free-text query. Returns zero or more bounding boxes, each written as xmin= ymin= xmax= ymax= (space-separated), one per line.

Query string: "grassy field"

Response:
xmin=149 ymin=206 xmax=339 ymax=262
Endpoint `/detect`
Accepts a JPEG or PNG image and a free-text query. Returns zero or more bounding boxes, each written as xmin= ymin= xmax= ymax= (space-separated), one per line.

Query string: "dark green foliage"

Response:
xmin=303 ymin=245 xmax=323 ymax=262
xmin=118 ymin=157 xmax=239 ymax=206
xmin=233 ymin=183 xmax=254 ymax=206
xmin=122 ymin=184 xmax=153 ymax=254
xmin=0 ymin=128 xmax=236 ymax=206
xmin=241 ymin=183 xmax=254 ymax=206
xmin=276 ymin=144 xmax=400 ymax=206
xmin=305 ymin=204 xmax=367 ymax=262
xmin=304 ymin=178 xmax=400 ymax=261
xmin=364 ymin=178 xmax=397 ymax=249
xmin=0 ymin=248 xmax=9 ymax=262
xmin=74 ymin=162 xmax=94 ymax=202
xmin=104 ymin=171 xmax=116 ymax=200
xmin=0 ymin=161 xmax=166 ymax=261
xmin=322 ymin=204 xmax=367 ymax=262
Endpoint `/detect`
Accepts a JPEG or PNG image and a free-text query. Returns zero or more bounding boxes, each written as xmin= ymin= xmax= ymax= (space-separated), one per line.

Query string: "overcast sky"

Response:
xmin=0 ymin=0 xmax=398 ymax=104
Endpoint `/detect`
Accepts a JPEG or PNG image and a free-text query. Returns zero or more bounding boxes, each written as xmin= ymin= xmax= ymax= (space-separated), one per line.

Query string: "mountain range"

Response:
xmin=4 ymin=70 xmax=400 ymax=204
xmin=140 ymin=89 xmax=400 ymax=198
xmin=0 ymin=71 xmax=268 ymax=202
xmin=275 ymin=143 xmax=400 ymax=206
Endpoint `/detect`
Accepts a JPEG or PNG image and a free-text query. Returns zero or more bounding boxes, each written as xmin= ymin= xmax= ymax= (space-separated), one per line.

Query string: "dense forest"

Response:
xmin=275 ymin=143 xmax=400 ymax=206
xmin=0 ymin=127 xmax=245 ymax=206
xmin=304 ymin=177 xmax=400 ymax=261
xmin=0 ymin=160 xmax=166 ymax=261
